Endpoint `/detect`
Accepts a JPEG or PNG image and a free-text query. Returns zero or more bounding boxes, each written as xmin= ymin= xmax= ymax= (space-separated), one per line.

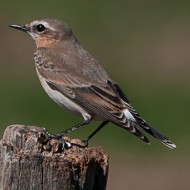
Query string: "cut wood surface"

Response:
xmin=0 ymin=125 xmax=109 ymax=190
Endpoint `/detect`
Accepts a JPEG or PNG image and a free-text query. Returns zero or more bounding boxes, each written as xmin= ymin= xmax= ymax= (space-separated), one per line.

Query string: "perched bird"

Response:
xmin=10 ymin=18 xmax=176 ymax=149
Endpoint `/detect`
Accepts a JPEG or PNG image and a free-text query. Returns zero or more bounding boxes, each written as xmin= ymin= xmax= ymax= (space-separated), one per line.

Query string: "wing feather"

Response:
xmin=34 ymin=48 xmax=175 ymax=147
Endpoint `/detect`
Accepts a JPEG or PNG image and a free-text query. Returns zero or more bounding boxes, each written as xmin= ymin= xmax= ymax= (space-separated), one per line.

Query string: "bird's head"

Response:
xmin=10 ymin=19 xmax=74 ymax=48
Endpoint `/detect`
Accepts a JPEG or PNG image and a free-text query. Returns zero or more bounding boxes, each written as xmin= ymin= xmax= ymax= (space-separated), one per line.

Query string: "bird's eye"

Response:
xmin=35 ymin=24 xmax=46 ymax=33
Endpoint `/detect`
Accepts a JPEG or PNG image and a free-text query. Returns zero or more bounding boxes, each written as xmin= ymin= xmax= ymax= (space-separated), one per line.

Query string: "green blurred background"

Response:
xmin=1 ymin=1 xmax=190 ymax=189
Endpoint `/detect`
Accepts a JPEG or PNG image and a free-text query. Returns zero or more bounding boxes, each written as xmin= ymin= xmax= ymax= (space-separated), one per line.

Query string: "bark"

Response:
xmin=0 ymin=125 xmax=109 ymax=190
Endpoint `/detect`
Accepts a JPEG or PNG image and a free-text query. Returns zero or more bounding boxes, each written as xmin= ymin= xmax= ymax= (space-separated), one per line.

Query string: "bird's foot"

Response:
xmin=43 ymin=127 xmax=64 ymax=140
xmin=42 ymin=127 xmax=71 ymax=150
xmin=81 ymin=139 xmax=89 ymax=147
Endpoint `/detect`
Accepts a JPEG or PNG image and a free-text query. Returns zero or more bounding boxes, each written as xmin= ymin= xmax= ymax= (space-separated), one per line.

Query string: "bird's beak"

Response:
xmin=9 ymin=24 xmax=29 ymax=32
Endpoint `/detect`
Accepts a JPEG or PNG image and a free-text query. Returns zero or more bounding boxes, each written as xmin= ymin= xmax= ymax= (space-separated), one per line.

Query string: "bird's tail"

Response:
xmin=141 ymin=125 xmax=176 ymax=149
xmin=109 ymin=82 xmax=176 ymax=149
xmin=121 ymin=108 xmax=176 ymax=149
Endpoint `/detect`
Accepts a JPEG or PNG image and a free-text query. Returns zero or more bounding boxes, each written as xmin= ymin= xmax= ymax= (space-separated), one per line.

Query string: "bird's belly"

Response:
xmin=36 ymin=69 xmax=89 ymax=118
xmin=47 ymin=88 xmax=85 ymax=116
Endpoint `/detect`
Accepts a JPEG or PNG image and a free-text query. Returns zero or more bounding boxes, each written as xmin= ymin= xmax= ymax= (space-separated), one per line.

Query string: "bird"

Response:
xmin=10 ymin=18 xmax=176 ymax=149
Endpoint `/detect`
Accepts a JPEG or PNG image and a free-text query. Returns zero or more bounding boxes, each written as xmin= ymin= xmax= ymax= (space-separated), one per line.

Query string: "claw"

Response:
xmin=59 ymin=138 xmax=71 ymax=151
xmin=81 ymin=139 xmax=89 ymax=147
xmin=64 ymin=141 xmax=72 ymax=148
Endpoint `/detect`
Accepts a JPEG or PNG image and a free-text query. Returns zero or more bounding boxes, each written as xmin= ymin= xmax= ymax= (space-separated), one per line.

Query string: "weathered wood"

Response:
xmin=0 ymin=125 xmax=109 ymax=190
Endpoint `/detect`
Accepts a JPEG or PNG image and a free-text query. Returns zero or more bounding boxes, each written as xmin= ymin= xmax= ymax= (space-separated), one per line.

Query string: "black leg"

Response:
xmin=44 ymin=118 xmax=92 ymax=141
xmin=82 ymin=121 xmax=109 ymax=146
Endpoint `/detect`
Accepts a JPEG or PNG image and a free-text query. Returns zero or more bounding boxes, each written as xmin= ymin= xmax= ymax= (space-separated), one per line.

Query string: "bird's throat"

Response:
xmin=36 ymin=36 xmax=57 ymax=48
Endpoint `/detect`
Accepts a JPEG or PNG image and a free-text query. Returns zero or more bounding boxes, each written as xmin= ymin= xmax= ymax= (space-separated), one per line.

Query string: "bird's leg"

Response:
xmin=82 ymin=121 xmax=109 ymax=147
xmin=43 ymin=118 xmax=92 ymax=144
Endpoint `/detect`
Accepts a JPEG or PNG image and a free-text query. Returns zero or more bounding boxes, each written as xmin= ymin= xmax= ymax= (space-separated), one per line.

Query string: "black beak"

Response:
xmin=9 ymin=24 xmax=29 ymax=32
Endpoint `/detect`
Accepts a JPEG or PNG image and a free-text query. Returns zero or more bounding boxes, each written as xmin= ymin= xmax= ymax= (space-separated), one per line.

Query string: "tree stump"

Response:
xmin=0 ymin=125 xmax=109 ymax=190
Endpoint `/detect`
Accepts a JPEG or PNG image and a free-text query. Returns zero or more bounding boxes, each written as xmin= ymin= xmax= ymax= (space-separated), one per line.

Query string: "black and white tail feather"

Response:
xmin=121 ymin=103 xmax=176 ymax=149
xmin=111 ymin=82 xmax=176 ymax=149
